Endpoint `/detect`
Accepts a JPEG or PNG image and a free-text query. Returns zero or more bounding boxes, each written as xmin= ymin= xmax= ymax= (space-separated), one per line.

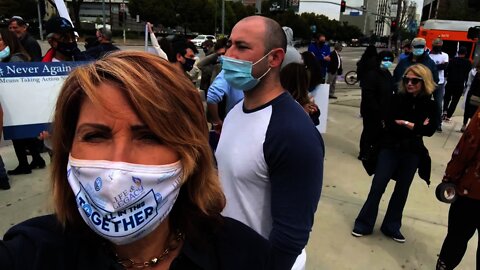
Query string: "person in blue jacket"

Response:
xmin=308 ymin=33 xmax=331 ymax=84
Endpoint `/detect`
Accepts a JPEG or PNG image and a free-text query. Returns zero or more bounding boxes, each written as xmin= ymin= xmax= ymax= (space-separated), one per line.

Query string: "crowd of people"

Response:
xmin=0 ymin=13 xmax=478 ymax=270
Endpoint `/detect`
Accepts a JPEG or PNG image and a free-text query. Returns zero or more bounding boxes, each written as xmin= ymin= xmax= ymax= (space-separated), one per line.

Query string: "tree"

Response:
xmin=0 ymin=0 xmax=38 ymax=20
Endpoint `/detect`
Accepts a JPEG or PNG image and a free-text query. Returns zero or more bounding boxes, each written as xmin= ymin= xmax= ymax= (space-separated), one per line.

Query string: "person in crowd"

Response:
xmin=429 ymin=38 xmax=449 ymax=132
xmin=358 ymin=50 xmax=395 ymax=165
xmin=308 ymin=33 xmax=331 ymax=83
xmin=206 ymin=71 xmax=244 ymax=134
xmin=0 ymin=51 xmax=272 ymax=269
xmin=201 ymin=39 xmax=214 ymax=56
xmin=327 ymin=42 xmax=343 ymax=99
xmin=85 ymin=27 xmax=120 ymax=59
xmin=281 ymin=26 xmax=302 ymax=69
xmin=0 ymin=29 xmax=46 ymax=177
xmin=216 ymin=15 xmax=324 ymax=270
xmin=281 ymin=62 xmax=320 ymax=125
xmin=436 ymin=106 xmax=480 ymax=270
xmin=42 ymin=16 xmax=90 ymax=62
xmin=399 ymin=39 xmax=411 ymax=61
xmin=8 ymin=16 xmax=42 ymax=61
xmin=461 ymin=63 xmax=480 ymax=132
xmin=198 ymin=38 xmax=228 ymax=93
xmin=443 ymin=46 xmax=471 ymax=122
xmin=146 ymin=22 xmax=170 ymax=61
xmin=301 ymin=51 xmax=323 ymax=92
xmin=393 ymin=37 xmax=439 ymax=92
xmin=352 ymin=64 xmax=437 ymax=243
xmin=356 ymin=45 xmax=378 ymax=88
xmin=0 ymin=29 xmax=30 ymax=188
xmin=170 ymin=37 xmax=198 ymax=81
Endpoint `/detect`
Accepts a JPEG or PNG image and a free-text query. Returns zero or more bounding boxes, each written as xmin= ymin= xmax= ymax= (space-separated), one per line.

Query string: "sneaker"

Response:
xmin=329 ymin=95 xmax=338 ymax=99
xmin=443 ymin=117 xmax=451 ymax=123
xmin=351 ymin=229 xmax=371 ymax=237
xmin=381 ymin=228 xmax=406 ymax=243
xmin=460 ymin=125 xmax=467 ymax=133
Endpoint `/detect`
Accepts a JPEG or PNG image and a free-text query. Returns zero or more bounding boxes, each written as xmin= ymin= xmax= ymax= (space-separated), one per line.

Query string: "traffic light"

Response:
xmin=391 ymin=20 xmax=397 ymax=32
xmin=340 ymin=1 xmax=346 ymax=13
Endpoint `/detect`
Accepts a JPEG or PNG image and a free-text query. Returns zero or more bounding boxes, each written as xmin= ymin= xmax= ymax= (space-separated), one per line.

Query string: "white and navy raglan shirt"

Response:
xmin=216 ymin=92 xmax=324 ymax=268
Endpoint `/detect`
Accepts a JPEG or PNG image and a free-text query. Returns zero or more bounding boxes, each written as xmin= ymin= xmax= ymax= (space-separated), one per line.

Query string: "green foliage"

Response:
xmin=0 ymin=0 xmax=38 ymax=19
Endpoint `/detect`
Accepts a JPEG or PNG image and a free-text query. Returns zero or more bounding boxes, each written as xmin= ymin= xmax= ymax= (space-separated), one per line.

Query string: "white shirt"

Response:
xmin=429 ymin=52 xmax=449 ymax=84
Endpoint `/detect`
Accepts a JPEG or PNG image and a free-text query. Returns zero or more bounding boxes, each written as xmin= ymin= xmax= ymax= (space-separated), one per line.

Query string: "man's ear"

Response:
xmin=269 ymin=48 xmax=285 ymax=68
xmin=176 ymin=53 xmax=184 ymax=63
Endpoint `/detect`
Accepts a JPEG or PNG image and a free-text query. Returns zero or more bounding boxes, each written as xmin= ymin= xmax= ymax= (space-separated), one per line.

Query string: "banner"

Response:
xmin=310 ymin=83 xmax=329 ymax=134
xmin=0 ymin=62 xmax=86 ymax=140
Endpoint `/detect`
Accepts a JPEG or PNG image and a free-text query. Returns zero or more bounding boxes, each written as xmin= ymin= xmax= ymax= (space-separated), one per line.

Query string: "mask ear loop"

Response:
xmin=252 ymin=50 xmax=276 ymax=80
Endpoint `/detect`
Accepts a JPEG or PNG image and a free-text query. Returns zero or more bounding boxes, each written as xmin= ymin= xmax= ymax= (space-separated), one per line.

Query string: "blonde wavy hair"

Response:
xmin=51 ymin=51 xmax=225 ymax=236
xmin=399 ymin=64 xmax=437 ymax=96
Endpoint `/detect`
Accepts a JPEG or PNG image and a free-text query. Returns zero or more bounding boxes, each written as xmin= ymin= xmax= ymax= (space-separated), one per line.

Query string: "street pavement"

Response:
xmin=0 ymin=44 xmax=477 ymax=269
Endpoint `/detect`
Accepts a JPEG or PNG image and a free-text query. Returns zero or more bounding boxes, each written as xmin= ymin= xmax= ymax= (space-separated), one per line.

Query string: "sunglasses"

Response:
xmin=402 ymin=76 xmax=423 ymax=85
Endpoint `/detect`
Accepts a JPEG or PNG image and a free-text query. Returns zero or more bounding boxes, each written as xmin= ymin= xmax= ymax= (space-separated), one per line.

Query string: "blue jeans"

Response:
xmin=433 ymin=84 xmax=445 ymax=128
xmin=354 ymin=148 xmax=419 ymax=234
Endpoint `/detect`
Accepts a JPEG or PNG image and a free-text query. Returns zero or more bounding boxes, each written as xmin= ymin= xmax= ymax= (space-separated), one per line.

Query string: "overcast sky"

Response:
xmin=298 ymin=0 xmax=424 ymax=20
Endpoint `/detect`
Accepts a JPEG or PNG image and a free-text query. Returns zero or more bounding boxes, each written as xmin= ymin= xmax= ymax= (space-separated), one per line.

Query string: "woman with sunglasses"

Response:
xmin=352 ymin=64 xmax=437 ymax=243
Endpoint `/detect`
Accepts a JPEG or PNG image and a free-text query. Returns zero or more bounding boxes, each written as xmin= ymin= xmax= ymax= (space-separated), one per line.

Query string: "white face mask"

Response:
xmin=67 ymin=156 xmax=183 ymax=245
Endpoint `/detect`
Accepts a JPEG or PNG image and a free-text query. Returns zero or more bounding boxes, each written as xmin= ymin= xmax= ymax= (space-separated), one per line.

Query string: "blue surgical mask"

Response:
xmin=221 ymin=52 xmax=272 ymax=91
xmin=413 ymin=48 xmax=424 ymax=56
xmin=0 ymin=46 xmax=10 ymax=60
xmin=380 ymin=61 xmax=392 ymax=69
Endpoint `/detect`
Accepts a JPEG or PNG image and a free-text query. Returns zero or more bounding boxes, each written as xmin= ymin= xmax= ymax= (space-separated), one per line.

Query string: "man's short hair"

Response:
xmin=263 ymin=17 xmax=287 ymax=53
xmin=98 ymin=27 xmax=112 ymax=41
xmin=9 ymin=16 xmax=27 ymax=27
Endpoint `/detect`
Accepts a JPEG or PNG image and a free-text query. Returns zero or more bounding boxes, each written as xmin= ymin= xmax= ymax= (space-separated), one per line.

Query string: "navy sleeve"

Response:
xmin=264 ymin=95 xmax=324 ymax=269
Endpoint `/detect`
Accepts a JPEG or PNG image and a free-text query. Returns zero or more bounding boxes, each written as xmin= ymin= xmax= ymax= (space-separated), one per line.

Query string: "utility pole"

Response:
xmin=222 ymin=0 xmax=225 ymax=35
xmin=37 ymin=0 xmax=43 ymax=41
xmin=102 ymin=0 xmax=106 ymax=29
xmin=395 ymin=0 xmax=402 ymax=53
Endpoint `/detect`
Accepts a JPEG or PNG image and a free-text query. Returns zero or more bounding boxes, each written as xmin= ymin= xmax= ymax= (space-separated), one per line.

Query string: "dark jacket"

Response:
xmin=20 ymin=33 xmax=42 ymax=62
xmin=327 ymin=50 xmax=342 ymax=75
xmin=393 ymin=52 xmax=439 ymax=91
xmin=446 ymin=56 xmax=471 ymax=85
xmin=385 ymin=93 xmax=437 ymax=184
xmin=85 ymin=43 xmax=120 ymax=60
xmin=356 ymin=57 xmax=377 ymax=87
xmin=444 ymin=107 xmax=480 ymax=200
xmin=0 ymin=215 xmax=272 ymax=270
xmin=360 ymin=68 xmax=394 ymax=174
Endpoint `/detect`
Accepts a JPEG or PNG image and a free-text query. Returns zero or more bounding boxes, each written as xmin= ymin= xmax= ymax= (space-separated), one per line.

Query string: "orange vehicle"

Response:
xmin=417 ymin=19 xmax=480 ymax=61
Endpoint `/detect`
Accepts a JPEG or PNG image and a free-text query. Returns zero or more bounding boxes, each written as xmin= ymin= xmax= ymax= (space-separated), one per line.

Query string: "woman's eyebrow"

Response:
xmin=76 ymin=123 xmax=111 ymax=133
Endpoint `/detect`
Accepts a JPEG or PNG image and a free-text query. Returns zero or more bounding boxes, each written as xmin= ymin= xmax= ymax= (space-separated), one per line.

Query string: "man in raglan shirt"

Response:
xmin=215 ymin=16 xmax=324 ymax=270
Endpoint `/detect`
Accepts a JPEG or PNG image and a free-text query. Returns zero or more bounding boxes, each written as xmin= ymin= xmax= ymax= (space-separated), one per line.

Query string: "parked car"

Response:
xmin=190 ymin=34 xmax=216 ymax=47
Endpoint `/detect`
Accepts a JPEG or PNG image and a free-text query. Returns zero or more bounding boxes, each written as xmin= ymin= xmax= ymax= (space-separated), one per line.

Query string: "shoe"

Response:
xmin=30 ymin=159 xmax=46 ymax=170
xmin=0 ymin=178 xmax=10 ymax=190
xmin=329 ymin=95 xmax=338 ymax=99
xmin=381 ymin=228 xmax=406 ymax=243
xmin=7 ymin=166 xmax=32 ymax=175
xmin=443 ymin=117 xmax=451 ymax=123
xmin=351 ymin=229 xmax=371 ymax=237
xmin=436 ymin=127 xmax=443 ymax=133
xmin=460 ymin=125 xmax=467 ymax=133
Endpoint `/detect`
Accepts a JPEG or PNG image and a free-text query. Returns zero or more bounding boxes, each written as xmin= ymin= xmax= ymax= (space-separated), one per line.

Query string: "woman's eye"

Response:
xmin=81 ymin=132 xmax=109 ymax=142
xmin=137 ymin=132 xmax=162 ymax=144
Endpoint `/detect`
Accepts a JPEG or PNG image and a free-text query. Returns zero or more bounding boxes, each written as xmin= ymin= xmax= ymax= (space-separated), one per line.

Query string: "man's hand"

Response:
xmin=212 ymin=121 xmax=223 ymax=134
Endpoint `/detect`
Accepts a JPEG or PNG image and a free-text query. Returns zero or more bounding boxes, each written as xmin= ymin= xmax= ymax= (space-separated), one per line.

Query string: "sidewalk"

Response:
xmin=0 ymin=86 xmax=476 ymax=269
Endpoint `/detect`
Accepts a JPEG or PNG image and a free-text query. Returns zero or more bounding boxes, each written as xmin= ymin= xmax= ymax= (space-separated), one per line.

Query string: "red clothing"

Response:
xmin=444 ymin=107 xmax=480 ymax=199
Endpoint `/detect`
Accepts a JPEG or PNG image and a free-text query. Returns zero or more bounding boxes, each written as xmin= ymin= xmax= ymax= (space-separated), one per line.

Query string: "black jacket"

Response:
xmin=0 ymin=215 xmax=272 ymax=270
xmin=85 ymin=43 xmax=120 ymax=60
xmin=20 ymin=33 xmax=42 ymax=62
xmin=360 ymin=68 xmax=394 ymax=119
xmin=327 ymin=50 xmax=342 ymax=75
xmin=446 ymin=56 xmax=472 ymax=85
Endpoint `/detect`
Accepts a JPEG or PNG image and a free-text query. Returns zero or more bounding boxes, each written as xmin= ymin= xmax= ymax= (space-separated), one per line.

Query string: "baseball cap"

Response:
xmin=411 ymin=37 xmax=426 ymax=48
xmin=45 ymin=17 xmax=75 ymax=35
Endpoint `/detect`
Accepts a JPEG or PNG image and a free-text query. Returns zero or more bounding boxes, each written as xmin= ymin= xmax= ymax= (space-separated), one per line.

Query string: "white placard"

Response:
xmin=310 ymin=83 xmax=329 ymax=133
